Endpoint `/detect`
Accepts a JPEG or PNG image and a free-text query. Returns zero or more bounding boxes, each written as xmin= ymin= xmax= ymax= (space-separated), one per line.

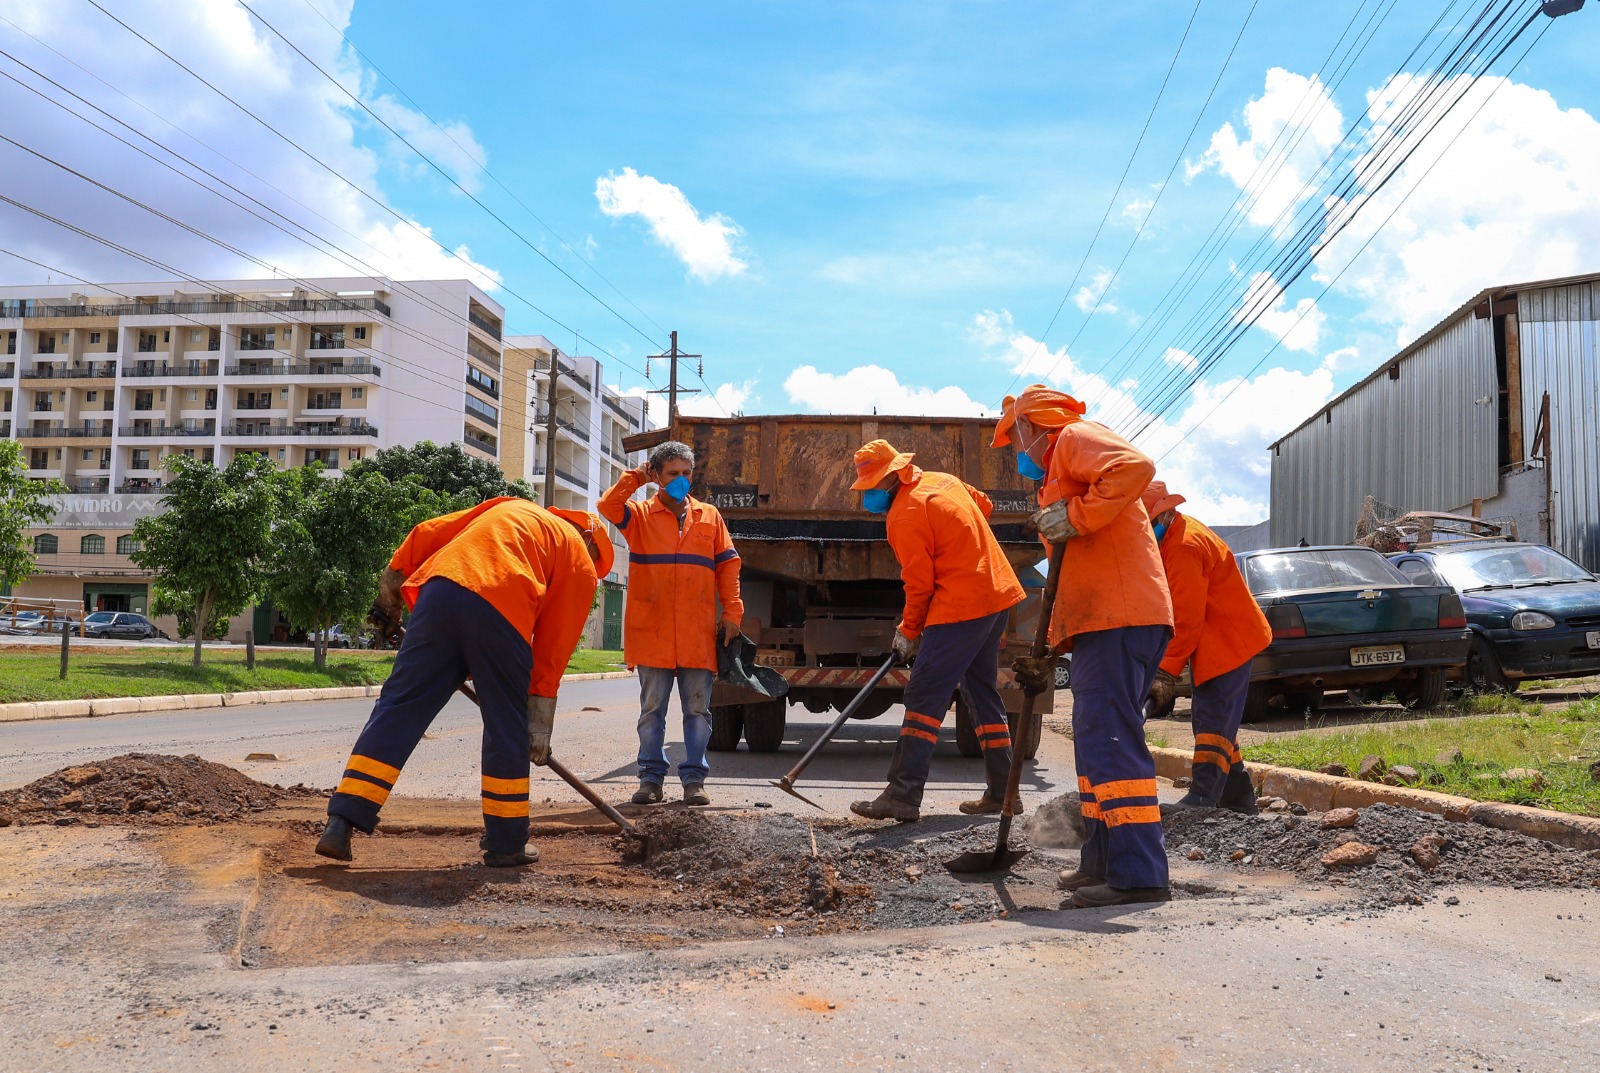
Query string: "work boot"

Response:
xmin=958 ymin=794 xmax=1025 ymax=816
xmin=683 ymin=783 xmax=710 ymax=806
xmin=314 ymin=815 xmax=353 ymax=862
xmin=1069 ymin=883 xmax=1171 ymax=909
xmin=1219 ymin=769 xmax=1259 ymax=815
xmin=849 ymin=790 xmax=920 ymax=823
xmin=1056 ymin=868 xmax=1104 ymax=892
xmin=482 ymin=846 xmax=540 ymax=868
xmin=1173 ymin=790 xmax=1219 ymax=809
xmin=631 ymin=781 xmax=664 ymax=805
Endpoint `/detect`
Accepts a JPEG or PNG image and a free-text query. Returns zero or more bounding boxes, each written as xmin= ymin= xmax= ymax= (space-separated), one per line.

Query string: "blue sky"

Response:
xmin=4 ymin=1 xmax=1600 ymax=521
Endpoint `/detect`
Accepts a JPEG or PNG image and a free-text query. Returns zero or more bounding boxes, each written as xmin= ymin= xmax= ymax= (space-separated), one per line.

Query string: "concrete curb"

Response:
xmin=0 ymin=668 xmax=635 ymax=724
xmin=1149 ymin=745 xmax=1600 ymax=852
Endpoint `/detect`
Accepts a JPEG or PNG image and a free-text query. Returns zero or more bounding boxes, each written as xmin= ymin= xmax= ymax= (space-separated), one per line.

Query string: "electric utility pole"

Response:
xmin=646 ymin=331 xmax=699 ymax=430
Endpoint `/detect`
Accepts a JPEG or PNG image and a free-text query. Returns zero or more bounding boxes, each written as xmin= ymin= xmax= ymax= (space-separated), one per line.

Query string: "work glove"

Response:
xmin=366 ymin=597 xmax=404 ymax=646
xmin=720 ymin=618 xmax=742 ymax=646
xmin=1028 ymin=500 xmax=1078 ymax=543
xmin=527 ymin=695 xmax=556 ymax=765
xmin=892 ymin=630 xmax=919 ymax=663
xmin=1011 ymin=654 xmax=1056 ymax=697
xmin=1148 ymin=669 xmax=1181 ymax=711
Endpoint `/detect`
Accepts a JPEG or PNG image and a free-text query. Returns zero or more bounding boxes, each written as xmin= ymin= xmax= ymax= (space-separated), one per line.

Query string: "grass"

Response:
xmin=0 ymin=646 xmax=628 ymax=704
xmin=1244 ymin=695 xmax=1600 ymax=817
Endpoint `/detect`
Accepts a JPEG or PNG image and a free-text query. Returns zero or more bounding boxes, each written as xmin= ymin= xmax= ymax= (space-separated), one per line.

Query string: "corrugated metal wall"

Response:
xmin=1269 ymin=313 xmax=1500 ymax=546
xmin=1519 ymin=282 xmax=1600 ymax=571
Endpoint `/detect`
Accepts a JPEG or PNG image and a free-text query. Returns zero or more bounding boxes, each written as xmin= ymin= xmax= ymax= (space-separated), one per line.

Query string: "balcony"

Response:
xmin=68 ymin=479 xmax=111 ymax=494
xmin=121 ymin=361 xmax=219 ymax=377
xmin=603 ymin=394 xmax=634 ymax=422
xmin=223 ymin=422 xmax=378 ymax=437
xmin=303 ymin=400 xmax=346 ymax=410
xmin=0 ymin=295 xmax=392 ymax=319
xmin=0 ymin=362 xmax=13 ymax=378
xmin=466 ymin=367 xmax=499 ymax=398
xmin=464 ymin=396 xmax=499 ymax=425
xmin=462 ymin=432 xmax=498 ymax=456
xmin=0 ymin=421 xmax=8 ymax=437
xmin=118 ymin=423 xmax=216 ymax=438
xmin=556 ymin=416 xmax=591 ymax=443
xmin=466 ymin=337 xmax=501 ymax=370
xmin=308 ymin=335 xmax=347 ymax=350
xmin=19 ymin=361 xmax=118 ymax=380
xmin=531 ymin=460 xmax=586 ymax=486
xmin=17 ymin=423 xmax=112 ymax=438
xmin=224 ymin=363 xmax=381 ymax=377
xmin=467 ymin=309 xmax=502 ymax=341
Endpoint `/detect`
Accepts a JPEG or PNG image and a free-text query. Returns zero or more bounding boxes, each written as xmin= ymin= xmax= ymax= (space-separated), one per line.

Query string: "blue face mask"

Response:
xmin=863 ymin=488 xmax=894 ymax=514
xmin=1153 ymin=521 xmax=1169 ymax=542
xmin=662 ymin=475 xmax=691 ymax=501
xmin=1016 ymin=452 xmax=1046 ymax=481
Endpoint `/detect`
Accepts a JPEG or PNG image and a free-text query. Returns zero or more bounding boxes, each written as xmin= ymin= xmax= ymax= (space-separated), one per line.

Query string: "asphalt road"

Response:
xmin=3 ymin=683 xmax=1599 ymax=1071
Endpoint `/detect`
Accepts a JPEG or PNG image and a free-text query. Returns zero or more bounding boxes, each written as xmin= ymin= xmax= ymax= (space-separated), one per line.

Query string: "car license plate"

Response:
xmin=1350 ymin=645 xmax=1405 ymax=667
xmin=1588 ymin=631 xmax=1600 ymax=650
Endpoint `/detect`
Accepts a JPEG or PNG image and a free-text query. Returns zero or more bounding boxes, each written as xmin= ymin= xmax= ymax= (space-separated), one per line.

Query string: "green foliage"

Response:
xmin=149 ymin=586 xmax=231 ymax=640
xmin=263 ymin=468 xmax=418 ymax=669
xmin=347 ymin=440 xmax=535 ymax=505
xmin=129 ymin=454 xmax=279 ymax=666
xmin=0 ymin=439 xmax=66 ymax=591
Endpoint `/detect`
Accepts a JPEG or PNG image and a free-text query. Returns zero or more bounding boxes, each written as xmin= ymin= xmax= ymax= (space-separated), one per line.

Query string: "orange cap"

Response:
xmin=850 ymin=439 xmax=917 ymax=491
xmin=1140 ymin=480 xmax=1186 ymax=519
xmin=549 ymin=507 xmax=615 ymax=578
xmin=992 ymin=384 xmax=1087 ymax=447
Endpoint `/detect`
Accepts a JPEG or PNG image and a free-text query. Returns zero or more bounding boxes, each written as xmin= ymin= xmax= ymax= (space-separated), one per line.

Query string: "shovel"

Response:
xmin=770 ymin=653 xmax=900 ymax=809
xmin=944 ymin=539 xmax=1067 ymax=874
xmin=456 ymin=682 xmax=655 ymax=860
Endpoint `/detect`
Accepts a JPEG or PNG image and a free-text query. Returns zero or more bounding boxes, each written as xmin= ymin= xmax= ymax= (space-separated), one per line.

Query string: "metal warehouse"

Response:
xmin=1269 ymin=271 xmax=1600 ymax=570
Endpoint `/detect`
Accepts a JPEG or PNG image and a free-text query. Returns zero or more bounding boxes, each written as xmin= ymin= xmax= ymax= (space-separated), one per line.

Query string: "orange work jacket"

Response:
xmin=886 ymin=469 xmax=1025 ymax=639
xmin=598 ymin=472 xmax=744 ymax=672
xmin=387 ymin=497 xmax=598 ymax=697
xmin=1157 ymin=513 xmax=1271 ymax=684
xmin=1038 ymin=420 xmax=1173 ymax=646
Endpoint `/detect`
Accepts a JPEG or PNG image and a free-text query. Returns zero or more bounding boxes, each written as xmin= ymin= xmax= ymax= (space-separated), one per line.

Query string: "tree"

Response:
xmin=347 ymin=440 xmax=535 ymax=505
xmin=263 ymin=469 xmax=432 ymax=670
xmin=0 ymin=440 xmax=66 ymax=593
xmin=130 ymin=454 xmax=278 ymax=667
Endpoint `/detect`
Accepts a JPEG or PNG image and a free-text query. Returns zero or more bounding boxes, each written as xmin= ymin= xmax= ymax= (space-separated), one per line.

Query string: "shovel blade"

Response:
xmin=943 ymin=847 xmax=1030 ymax=874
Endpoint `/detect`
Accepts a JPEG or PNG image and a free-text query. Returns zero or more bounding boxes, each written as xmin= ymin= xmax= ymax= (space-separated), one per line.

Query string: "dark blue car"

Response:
xmin=1388 ymin=542 xmax=1600 ymax=692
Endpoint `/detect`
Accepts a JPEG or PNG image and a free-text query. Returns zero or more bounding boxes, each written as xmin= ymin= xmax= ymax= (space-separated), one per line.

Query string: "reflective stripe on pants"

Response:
xmin=1188 ymin=659 xmax=1252 ymax=803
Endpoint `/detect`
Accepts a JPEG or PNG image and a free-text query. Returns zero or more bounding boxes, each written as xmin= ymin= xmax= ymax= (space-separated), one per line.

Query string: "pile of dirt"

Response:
xmin=1163 ymin=801 xmax=1600 ymax=906
xmin=0 ymin=754 xmax=287 ymax=827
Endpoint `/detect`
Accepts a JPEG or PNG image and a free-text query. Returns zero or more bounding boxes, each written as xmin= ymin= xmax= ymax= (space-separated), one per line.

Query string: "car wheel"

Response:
xmin=1054 ymin=659 xmax=1070 ymax=690
xmin=1345 ymin=687 xmax=1378 ymax=707
xmin=1240 ymin=683 xmax=1272 ymax=724
xmin=1283 ymin=689 xmax=1323 ymax=714
xmin=1400 ymin=666 xmax=1448 ymax=710
xmin=1144 ymin=694 xmax=1177 ymax=721
xmin=1466 ymin=636 xmax=1515 ymax=694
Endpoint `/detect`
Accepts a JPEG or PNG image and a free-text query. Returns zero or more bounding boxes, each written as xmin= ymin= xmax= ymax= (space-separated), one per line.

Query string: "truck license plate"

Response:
xmin=1350 ymin=645 xmax=1405 ymax=667
xmin=1588 ymin=631 xmax=1600 ymax=650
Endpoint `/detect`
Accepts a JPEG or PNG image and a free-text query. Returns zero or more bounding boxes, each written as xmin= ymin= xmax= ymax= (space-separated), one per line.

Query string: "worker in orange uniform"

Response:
xmin=316 ymin=498 xmax=612 ymax=867
xmin=846 ymin=440 xmax=1027 ymax=822
xmin=599 ymin=440 xmax=743 ymax=807
xmin=1141 ymin=480 xmax=1272 ymax=813
xmin=998 ymin=385 xmax=1174 ymax=909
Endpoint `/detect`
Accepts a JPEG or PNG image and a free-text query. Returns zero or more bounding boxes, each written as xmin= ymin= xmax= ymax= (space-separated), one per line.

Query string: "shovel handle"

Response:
xmin=1000 ymin=540 xmax=1069 ymax=821
xmin=455 ymin=682 xmax=641 ymax=839
xmin=777 ymin=653 xmax=900 ymax=787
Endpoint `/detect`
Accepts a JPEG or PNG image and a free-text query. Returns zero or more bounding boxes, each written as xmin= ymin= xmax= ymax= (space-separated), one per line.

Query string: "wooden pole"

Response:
xmin=58 ymin=618 xmax=70 ymax=680
xmin=245 ymin=629 xmax=256 ymax=671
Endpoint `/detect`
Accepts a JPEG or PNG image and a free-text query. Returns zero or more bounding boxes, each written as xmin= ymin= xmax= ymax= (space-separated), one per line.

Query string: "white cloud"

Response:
xmin=1193 ymin=67 xmax=1343 ymax=232
xmin=365 ymin=93 xmax=488 ymax=195
xmin=1162 ymin=347 xmax=1198 ymax=372
xmin=1237 ymin=272 xmax=1324 ymax=353
xmin=615 ymin=380 xmax=756 ymax=428
xmin=0 ymin=0 xmax=500 ymax=288
xmin=783 ymin=365 xmax=991 ymax=417
xmin=1316 ymin=75 xmax=1600 ymax=344
xmin=594 ymin=167 xmax=747 ymax=281
xmin=1072 ymin=267 xmax=1120 ymax=315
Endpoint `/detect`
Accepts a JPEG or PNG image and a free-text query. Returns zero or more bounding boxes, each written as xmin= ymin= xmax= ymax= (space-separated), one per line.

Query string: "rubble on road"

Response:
xmin=0 ymin=754 xmax=314 ymax=826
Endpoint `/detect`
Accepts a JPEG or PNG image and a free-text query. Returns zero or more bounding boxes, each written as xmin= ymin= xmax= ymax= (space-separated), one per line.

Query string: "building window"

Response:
xmin=353 ymin=326 xmax=367 ymax=340
xmin=465 ymin=395 xmax=499 ymax=425
xmin=82 ymin=450 xmax=93 ymax=461
xmin=163 ymin=330 xmax=170 ymax=343
xmin=86 ymin=390 xmax=97 ymax=402
xmin=37 ymin=332 xmax=56 ymax=354
xmin=80 ymin=534 xmax=105 ymax=555
xmin=138 ymin=333 xmax=157 ymax=353
xmin=89 ymin=332 xmax=101 ymax=345
xmin=130 ymin=449 xmax=151 ymax=470
xmin=116 ymin=535 xmax=140 ymax=555
xmin=466 ymin=365 xmax=499 ymax=398
xmin=351 ymin=387 xmax=363 ymax=399
xmin=33 ymin=534 xmax=57 ymax=555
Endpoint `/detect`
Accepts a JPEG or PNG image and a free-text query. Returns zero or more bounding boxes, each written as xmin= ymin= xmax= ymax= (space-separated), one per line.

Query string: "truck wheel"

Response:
xmin=708 ymin=705 xmax=744 ymax=752
xmin=1400 ymin=666 xmax=1448 ymax=710
xmin=742 ymin=699 xmax=786 ymax=753
xmin=1240 ymin=683 xmax=1272 ymax=724
xmin=1008 ymin=706 xmax=1042 ymax=762
xmin=954 ymin=693 xmax=981 ymax=759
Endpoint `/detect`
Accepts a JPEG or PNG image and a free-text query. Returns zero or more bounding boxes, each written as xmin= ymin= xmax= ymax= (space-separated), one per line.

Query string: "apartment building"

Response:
xmin=2 ymin=275 xmax=509 ymax=635
xmin=505 ymin=335 xmax=653 ymax=649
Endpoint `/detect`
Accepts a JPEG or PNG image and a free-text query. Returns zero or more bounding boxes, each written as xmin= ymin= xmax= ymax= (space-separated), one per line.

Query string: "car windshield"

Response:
xmin=1245 ymin=549 xmax=1407 ymax=594
xmin=85 ymin=612 xmax=115 ymax=623
xmin=1431 ymin=545 xmax=1597 ymax=591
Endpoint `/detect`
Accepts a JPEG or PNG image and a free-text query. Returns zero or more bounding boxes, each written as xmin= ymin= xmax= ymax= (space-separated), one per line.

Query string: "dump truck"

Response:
xmin=660 ymin=413 xmax=1053 ymax=760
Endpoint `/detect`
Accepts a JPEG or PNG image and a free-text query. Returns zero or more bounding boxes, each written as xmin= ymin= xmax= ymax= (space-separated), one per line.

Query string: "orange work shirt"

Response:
xmin=1156 ymin=513 xmax=1271 ymax=684
xmin=387 ymin=497 xmax=597 ymax=697
xmin=597 ymin=472 xmax=744 ymax=672
xmin=1038 ymin=420 xmax=1173 ymax=646
xmin=886 ymin=469 xmax=1025 ymax=639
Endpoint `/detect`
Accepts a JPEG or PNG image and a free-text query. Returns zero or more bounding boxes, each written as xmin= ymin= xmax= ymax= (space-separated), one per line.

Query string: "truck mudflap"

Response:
xmin=778 ymin=666 xmax=913 ymax=689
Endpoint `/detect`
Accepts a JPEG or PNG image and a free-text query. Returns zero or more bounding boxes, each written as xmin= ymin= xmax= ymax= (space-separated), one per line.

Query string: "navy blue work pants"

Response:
xmin=1188 ymin=659 xmax=1252 ymax=803
xmin=327 ymin=578 xmax=535 ymax=855
xmin=1071 ymin=624 xmax=1171 ymax=890
xmin=886 ymin=610 xmax=1013 ymax=806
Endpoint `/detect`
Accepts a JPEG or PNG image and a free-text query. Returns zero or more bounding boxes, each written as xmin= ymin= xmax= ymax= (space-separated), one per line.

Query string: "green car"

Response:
xmin=1234 ymin=546 xmax=1471 ymax=720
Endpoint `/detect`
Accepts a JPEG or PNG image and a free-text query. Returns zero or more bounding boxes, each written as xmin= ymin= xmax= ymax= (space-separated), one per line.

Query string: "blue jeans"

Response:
xmin=636 ymin=666 xmax=714 ymax=785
